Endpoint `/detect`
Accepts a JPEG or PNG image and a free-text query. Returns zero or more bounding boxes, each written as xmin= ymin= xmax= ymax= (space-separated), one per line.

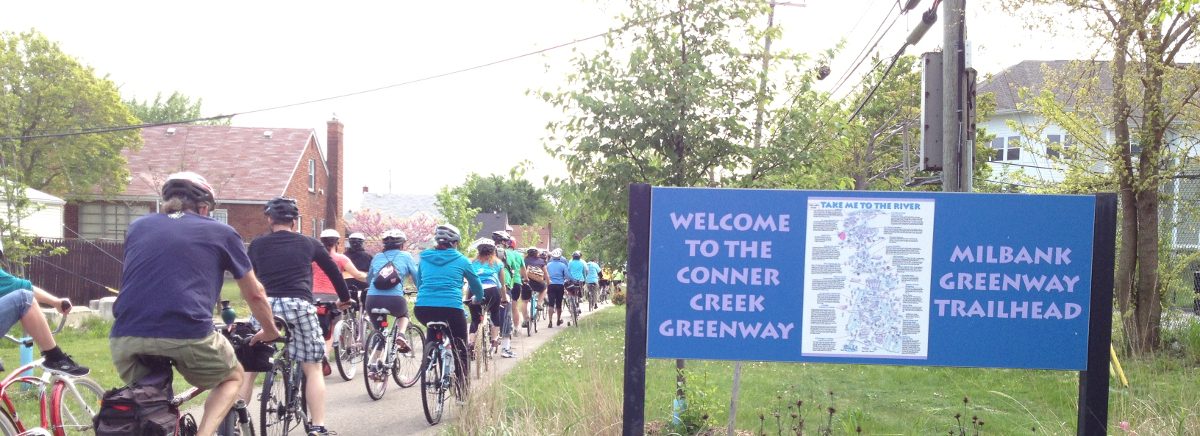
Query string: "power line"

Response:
xmin=2 ymin=8 xmax=683 ymax=142
xmin=828 ymin=2 xmax=902 ymax=98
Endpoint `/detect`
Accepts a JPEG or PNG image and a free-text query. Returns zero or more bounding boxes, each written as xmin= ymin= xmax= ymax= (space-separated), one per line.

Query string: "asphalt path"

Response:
xmin=213 ymin=300 xmax=611 ymax=435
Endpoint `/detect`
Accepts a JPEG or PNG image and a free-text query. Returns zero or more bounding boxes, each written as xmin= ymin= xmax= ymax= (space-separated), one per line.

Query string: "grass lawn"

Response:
xmin=456 ymin=306 xmax=1200 ymax=435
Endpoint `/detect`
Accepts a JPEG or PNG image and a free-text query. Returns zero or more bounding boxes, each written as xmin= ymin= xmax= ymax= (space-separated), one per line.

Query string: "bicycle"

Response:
xmin=317 ymin=300 xmax=365 ymax=382
xmin=467 ymin=299 xmax=495 ymax=379
xmin=564 ymin=281 xmax=582 ymax=327
xmin=135 ymin=335 xmax=257 ymax=436
xmin=0 ymin=313 xmax=104 ymax=436
xmin=420 ymin=321 xmax=468 ymax=425
xmin=586 ymin=283 xmax=598 ymax=312
xmin=362 ymin=306 xmax=423 ymax=400
xmin=526 ymin=294 xmax=539 ymax=337
xmin=257 ymin=317 xmax=310 ymax=436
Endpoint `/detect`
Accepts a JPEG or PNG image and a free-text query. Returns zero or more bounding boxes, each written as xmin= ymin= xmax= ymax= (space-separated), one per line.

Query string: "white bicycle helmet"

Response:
xmin=320 ymin=229 xmax=341 ymax=239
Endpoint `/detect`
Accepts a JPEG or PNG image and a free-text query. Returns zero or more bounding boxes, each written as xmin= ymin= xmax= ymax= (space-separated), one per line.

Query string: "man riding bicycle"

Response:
xmin=544 ymin=249 xmax=569 ymax=327
xmin=241 ymin=196 xmax=352 ymax=436
xmin=415 ymin=224 xmax=483 ymax=381
xmin=111 ymin=171 xmax=280 ymax=436
xmin=584 ymin=257 xmax=601 ymax=307
xmin=344 ymin=232 xmax=374 ymax=302
xmin=566 ymin=251 xmax=587 ymax=315
xmin=493 ymin=231 xmax=523 ymax=357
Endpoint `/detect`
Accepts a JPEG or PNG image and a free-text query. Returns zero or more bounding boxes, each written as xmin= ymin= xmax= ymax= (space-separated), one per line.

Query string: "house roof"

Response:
xmin=122 ymin=125 xmax=319 ymax=202
xmin=979 ymin=60 xmax=1112 ymax=113
xmin=357 ymin=193 xmax=441 ymax=218
xmin=474 ymin=212 xmax=509 ymax=239
xmin=0 ymin=181 xmax=65 ymax=206
xmin=509 ymin=224 xmax=551 ymax=249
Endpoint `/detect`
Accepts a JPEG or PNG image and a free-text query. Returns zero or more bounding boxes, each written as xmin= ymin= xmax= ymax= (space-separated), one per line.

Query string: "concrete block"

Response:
xmin=42 ymin=306 xmax=100 ymax=330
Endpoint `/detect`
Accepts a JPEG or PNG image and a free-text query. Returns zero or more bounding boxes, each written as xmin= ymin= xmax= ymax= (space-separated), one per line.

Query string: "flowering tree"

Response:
xmin=345 ymin=209 xmax=438 ymax=257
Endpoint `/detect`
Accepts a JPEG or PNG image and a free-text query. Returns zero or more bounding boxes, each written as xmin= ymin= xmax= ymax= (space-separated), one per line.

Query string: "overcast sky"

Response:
xmin=1 ymin=0 xmax=1085 ymax=210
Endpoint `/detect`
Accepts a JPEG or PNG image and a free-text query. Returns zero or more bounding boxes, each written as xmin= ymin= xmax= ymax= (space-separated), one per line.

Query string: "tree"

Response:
xmin=1003 ymin=0 xmax=1200 ymax=353
xmin=345 ymin=209 xmax=438 ymax=257
xmin=435 ymin=186 xmax=481 ymax=254
xmin=124 ymin=91 xmax=229 ymax=125
xmin=452 ymin=171 xmax=549 ymax=225
xmin=0 ymin=29 xmax=141 ymax=197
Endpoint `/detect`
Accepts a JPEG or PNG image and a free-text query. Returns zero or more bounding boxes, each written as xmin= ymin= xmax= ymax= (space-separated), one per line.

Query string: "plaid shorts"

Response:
xmin=251 ymin=297 xmax=325 ymax=364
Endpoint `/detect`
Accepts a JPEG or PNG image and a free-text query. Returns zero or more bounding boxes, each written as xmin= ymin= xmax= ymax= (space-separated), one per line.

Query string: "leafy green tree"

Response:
xmin=452 ymin=171 xmax=549 ymax=225
xmin=0 ymin=29 xmax=140 ymax=197
xmin=124 ymin=91 xmax=228 ymax=125
xmin=1003 ymin=0 xmax=1200 ymax=353
xmin=435 ymin=186 xmax=481 ymax=254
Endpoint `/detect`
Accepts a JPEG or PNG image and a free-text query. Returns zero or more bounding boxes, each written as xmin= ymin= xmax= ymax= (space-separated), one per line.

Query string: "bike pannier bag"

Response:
xmin=94 ymin=382 xmax=178 ymax=436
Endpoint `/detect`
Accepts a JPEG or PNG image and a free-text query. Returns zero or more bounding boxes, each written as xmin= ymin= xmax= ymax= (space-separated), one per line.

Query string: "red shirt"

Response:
xmin=313 ymin=252 xmax=352 ymax=296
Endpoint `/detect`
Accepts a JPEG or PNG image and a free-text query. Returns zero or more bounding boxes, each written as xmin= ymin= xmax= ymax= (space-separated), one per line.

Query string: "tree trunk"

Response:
xmin=1110 ymin=23 xmax=1139 ymax=353
xmin=1131 ymin=36 xmax=1168 ymax=352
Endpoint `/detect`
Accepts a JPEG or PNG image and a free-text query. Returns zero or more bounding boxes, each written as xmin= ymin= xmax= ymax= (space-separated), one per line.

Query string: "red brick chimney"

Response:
xmin=326 ymin=119 xmax=344 ymax=232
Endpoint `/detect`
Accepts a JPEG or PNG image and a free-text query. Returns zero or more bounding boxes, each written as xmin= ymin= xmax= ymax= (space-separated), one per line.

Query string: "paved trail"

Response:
xmin=223 ymin=301 xmax=610 ymax=435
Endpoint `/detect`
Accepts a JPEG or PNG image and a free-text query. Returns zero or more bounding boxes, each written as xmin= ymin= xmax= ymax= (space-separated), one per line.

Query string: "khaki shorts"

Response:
xmin=111 ymin=331 xmax=239 ymax=390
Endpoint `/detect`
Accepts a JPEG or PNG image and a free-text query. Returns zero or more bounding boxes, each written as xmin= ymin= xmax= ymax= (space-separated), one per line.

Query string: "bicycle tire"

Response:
xmin=420 ymin=343 xmax=445 ymax=425
xmin=0 ymin=407 xmax=20 ymax=436
xmin=363 ymin=331 xmax=389 ymax=400
xmin=334 ymin=315 xmax=360 ymax=381
xmin=49 ymin=376 xmax=103 ymax=436
xmin=216 ymin=408 xmax=236 ymax=436
xmin=526 ymin=300 xmax=534 ymax=337
xmin=569 ymin=296 xmax=579 ymax=326
xmin=216 ymin=401 xmax=255 ymax=436
xmin=259 ymin=364 xmax=289 ymax=436
xmin=395 ymin=324 xmax=423 ymax=388
xmin=451 ymin=337 xmax=470 ymax=404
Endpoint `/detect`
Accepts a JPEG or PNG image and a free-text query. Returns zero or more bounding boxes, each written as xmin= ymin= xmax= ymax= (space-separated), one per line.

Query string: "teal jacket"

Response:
xmin=0 ymin=268 xmax=32 ymax=297
xmin=416 ymin=248 xmax=484 ymax=309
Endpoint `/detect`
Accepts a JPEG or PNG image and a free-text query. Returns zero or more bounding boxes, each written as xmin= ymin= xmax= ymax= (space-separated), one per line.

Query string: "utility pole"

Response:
xmin=941 ymin=0 xmax=970 ymax=192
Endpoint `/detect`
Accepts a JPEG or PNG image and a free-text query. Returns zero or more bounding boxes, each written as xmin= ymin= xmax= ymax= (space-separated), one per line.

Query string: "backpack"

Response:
xmin=373 ymin=253 xmax=402 ymax=290
xmin=94 ymin=381 xmax=178 ymax=436
xmin=526 ymin=264 xmax=545 ymax=282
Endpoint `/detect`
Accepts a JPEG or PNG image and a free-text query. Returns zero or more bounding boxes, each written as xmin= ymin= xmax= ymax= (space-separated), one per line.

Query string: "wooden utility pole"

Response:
xmin=941 ymin=0 xmax=970 ymax=192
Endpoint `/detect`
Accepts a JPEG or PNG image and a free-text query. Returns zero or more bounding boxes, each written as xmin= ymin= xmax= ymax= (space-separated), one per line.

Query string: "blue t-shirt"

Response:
xmin=416 ymin=248 xmax=484 ymax=309
xmin=585 ymin=261 xmax=600 ymax=284
xmin=547 ymin=257 xmax=569 ymax=285
xmin=367 ymin=249 xmax=418 ymax=297
xmin=471 ymin=258 xmax=504 ymax=289
xmin=567 ymin=259 xmax=587 ymax=281
xmin=113 ymin=212 xmax=252 ymax=339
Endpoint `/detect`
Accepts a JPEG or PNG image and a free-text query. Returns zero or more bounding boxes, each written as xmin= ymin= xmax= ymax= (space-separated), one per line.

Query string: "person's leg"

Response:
xmin=303 ymin=362 xmax=329 ymax=426
xmin=200 ymin=368 xmax=245 ymax=435
xmin=172 ymin=333 xmax=241 ymax=436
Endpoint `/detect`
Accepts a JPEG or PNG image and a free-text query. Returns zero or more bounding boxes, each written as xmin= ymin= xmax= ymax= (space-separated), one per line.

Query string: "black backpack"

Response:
xmin=373 ymin=253 xmax=402 ymax=290
xmin=93 ymin=381 xmax=178 ymax=436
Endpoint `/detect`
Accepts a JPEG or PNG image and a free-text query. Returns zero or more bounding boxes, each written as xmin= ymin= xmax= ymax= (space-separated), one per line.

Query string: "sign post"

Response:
xmin=622 ymin=186 xmax=1116 ymax=435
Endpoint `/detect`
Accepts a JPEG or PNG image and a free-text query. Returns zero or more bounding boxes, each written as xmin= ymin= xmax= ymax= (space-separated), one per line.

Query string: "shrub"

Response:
xmin=612 ymin=291 xmax=626 ymax=305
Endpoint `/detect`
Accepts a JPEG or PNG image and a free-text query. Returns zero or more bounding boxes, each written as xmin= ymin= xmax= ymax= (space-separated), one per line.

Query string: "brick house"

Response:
xmin=65 ymin=119 xmax=347 ymax=241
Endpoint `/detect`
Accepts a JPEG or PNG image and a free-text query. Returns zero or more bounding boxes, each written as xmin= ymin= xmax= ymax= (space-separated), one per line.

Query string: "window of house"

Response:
xmin=312 ymin=217 xmax=319 ymax=238
xmin=297 ymin=214 xmax=302 ymax=234
xmin=79 ymin=203 xmax=150 ymax=239
xmin=1047 ymin=134 xmax=1063 ymax=158
xmin=990 ymin=137 xmax=1021 ymax=161
xmin=308 ymin=159 xmax=316 ymax=192
xmin=211 ymin=209 xmax=229 ymax=224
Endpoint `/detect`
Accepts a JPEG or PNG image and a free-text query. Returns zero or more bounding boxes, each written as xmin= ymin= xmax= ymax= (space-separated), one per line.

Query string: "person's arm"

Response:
xmin=238 ymin=271 xmax=281 ymax=344
xmin=29 ymin=285 xmax=70 ymax=314
xmin=313 ymin=242 xmax=352 ymax=304
xmin=342 ymin=258 xmax=367 ymax=281
xmin=462 ymin=259 xmax=484 ymax=301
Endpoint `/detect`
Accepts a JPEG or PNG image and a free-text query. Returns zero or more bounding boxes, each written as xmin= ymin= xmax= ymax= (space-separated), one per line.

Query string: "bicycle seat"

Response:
xmin=370 ymin=308 xmax=392 ymax=315
xmin=425 ymin=321 xmax=450 ymax=331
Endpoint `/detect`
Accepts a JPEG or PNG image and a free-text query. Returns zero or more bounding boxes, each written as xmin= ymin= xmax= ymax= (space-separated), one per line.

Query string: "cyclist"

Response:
xmin=523 ymin=247 xmax=548 ymax=325
xmin=566 ymin=251 xmax=587 ymax=316
xmin=0 ymin=239 xmax=87 ymax=376
xmin=468 ymin=240 xmax=507 ymax=356
xmin=364 ymin=230 xmax=418 ymax=353
xmin=496 ymin=232 xmax=524 ymax=357
xmin=111 ymin=171 xmax=280 ymax=436
xmin=241 ymin=196 xmax=352 ymax=436
xmin=313 ymin=228 xmax=367 ymax=376
xmin=544 ymin=249 xmax=568 ymax=327
xmin=344 ymin=232 xmax=374 ymax=302
xmin=598 ymin=266 xmax=610 ymax=301
xmin=612 ymin=267 xmax=625 ymax=294
xmin=415 ymin=224 xmax=483 ymax=383
xmin=585 ymin=257 xmax=601 ymax=307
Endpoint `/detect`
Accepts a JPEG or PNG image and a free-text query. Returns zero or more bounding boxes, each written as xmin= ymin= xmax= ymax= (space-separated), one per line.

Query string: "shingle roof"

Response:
xmin=474 ymin=212 xmax=509 ymax=239
xmin=357 ymin=193 xmax=441 ymax=218
xmin=123 ymin=125 xmax=317 ymax=201
xmin=979 ymin=60 xmax=1112 ymax=112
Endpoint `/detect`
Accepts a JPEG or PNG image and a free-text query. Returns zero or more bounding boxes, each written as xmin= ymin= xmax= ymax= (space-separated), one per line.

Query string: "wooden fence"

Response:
xmin=25 ymin=238 xmax=124 ymax=304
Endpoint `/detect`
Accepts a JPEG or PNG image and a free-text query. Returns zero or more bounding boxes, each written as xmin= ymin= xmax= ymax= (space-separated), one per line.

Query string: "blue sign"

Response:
xmin=647 ymin=187 xmax=1097 ymax=370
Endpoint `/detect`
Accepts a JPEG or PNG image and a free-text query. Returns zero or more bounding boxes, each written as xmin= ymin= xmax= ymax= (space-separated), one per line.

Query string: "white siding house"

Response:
xmin=0 ymin=185 xmax=65 ymax=238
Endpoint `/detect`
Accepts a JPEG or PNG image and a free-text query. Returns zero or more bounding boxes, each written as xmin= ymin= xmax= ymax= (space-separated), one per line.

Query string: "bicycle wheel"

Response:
xmin=259 ymin=365 xmax=290 ymax=436
xmin=526 ymin=301 xmax=534 ymax=337
xmin=395 ymin=324 xmax=423 ymax=388
xmin=451 ymin=337 xmax=470 ymax=403
xmin=363 ymin=330 xmax=389 ymax=400
xmin=0 ymin=407 xmax=20 ymax=436
xmin=420 ymin=344 xmax=445 ymax=425
xmin=217 ymin=400 xmax=255 ymax=436
xmin=569 ymin=296 xmax=579 ymax=326
xmin=50 ymin=376 xmax=103 ymax=436
xmin=334 ymin=316 xmax=360 ymax=381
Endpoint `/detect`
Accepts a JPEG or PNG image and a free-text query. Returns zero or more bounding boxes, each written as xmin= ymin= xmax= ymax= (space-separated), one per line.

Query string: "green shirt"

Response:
xmin=505 ymin=248 xmax=525 ymax=287
xmin=0 ymin=268 xmax=33 ymax=298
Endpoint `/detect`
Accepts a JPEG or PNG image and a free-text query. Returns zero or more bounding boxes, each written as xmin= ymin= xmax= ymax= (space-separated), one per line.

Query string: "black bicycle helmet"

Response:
xmin=434 ymin=224 xmax=461 ymax=245
xmin=264 ymin=196 xmax=299 ymax=220
xmin=161 ymin=171 xmax=215 ymax=204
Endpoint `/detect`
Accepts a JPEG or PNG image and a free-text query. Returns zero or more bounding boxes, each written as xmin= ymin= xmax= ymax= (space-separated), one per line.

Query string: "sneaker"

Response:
xmin=557 ymin=319 xmax=563 ymax=326
xmin=322 ymin=359 xmax=332 ymax=377
xmin=43 ymin=355 xmax=89 ymax=377
xmin=548 ymin=321 xmax=554 ymax=329
xmin=395 ymin=335 xmax=411 ymax=354
xmin=521 ymin=320 xmax=528 ymax=328
xmin=500 ymin=348 xmax=516 ymax=358
xmin=307 ymin=425 xmax=337 ymax=436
